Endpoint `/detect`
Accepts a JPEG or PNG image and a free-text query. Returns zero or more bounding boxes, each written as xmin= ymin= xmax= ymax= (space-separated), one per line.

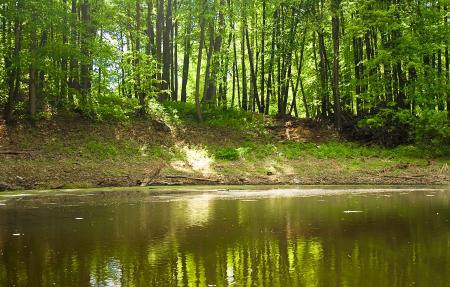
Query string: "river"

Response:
xmin=0 ymin=186 xmax=449 ymax=286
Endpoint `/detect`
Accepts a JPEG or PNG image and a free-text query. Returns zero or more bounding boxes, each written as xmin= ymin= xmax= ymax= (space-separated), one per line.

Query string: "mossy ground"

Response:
xmin=1 ymin=105 xmax=449 ymax=190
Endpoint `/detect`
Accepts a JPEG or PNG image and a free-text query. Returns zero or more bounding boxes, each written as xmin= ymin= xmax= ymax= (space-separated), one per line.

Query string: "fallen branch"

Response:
xmin=164 ymin=175 xmax=219 ymax=183
xmin=0 ymin=150 xmax=31 ymax=155
xmin=381 ymin=175 xmax=426 ymax=180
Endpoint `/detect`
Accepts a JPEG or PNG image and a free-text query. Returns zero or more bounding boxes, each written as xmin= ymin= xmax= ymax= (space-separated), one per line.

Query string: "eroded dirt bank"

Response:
xmin=1 ymin=117 xmax=449 ymax=191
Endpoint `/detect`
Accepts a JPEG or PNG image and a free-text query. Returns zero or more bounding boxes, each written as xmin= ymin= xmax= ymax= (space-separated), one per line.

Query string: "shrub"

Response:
xmin=213 ymin=147 xmax=241 ymax=160
xmin=413 ymin=110 xmax=450 ymax=146
xmin=356 ymin=109 xmax=414 ymax=147
xmin=82 ymin=93 xmax=139 ymax=121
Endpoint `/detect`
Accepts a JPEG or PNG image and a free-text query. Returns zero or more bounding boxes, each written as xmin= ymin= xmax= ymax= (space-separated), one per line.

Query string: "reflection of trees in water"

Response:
xmin=0 ymin=193 xmax=449 ymax=286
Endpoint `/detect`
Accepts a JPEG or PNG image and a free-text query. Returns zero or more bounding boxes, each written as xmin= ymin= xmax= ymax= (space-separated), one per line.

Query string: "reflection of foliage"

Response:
xmin=1 ymin=193 xmax=449 ymax=286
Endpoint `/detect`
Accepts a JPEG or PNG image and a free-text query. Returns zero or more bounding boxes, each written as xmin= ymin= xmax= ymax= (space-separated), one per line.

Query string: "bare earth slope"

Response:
xmin=1 ymin=116 xmax=449 ymax=191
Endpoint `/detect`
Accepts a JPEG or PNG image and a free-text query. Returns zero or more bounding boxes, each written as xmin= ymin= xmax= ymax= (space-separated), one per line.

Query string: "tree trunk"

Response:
xmin=180 ymin=24 xmax=191 ymax=102
xmin=80 ymin=0 xmax=91 ymax=105
xmin=260 ymin=0 xmax=266 ymax=112
xmin=29 ymin=29 xmax=38 ymax=117
xmin=60 ymin=0 xmax=69 ymax=108
xmin=156 ymin=0 xmax=164 ymax=92
xmin=194 ymin=10 xmax=206 ymax=121
xmin=172 ymin=0 xmax=178 ymax=101
xmin=241 ymin=23 xmax=247 ymax=111
xmin=318 ymin=30 xmax=329 ymax=118
xmin=135 ymin=0 xmax=146 ymax=111
xmin=245 ymin=26 xmax=262 ymax=113
xmin=331 ymin=0 xmax=342 ymax=130
xmin=233 ymin=32 xmax=241 ymax=109
xmin=162 ymin=0 xmax=172 ymax=100
xmin=69 ymin=0 xmax=79 ymax=102
xmin=266 ymin=10 xmax=278 ymax=115
xmin=446 ymin=45 xmax=450 ymax=116
xmin=146 ymin=0 xmax=155 ymax=56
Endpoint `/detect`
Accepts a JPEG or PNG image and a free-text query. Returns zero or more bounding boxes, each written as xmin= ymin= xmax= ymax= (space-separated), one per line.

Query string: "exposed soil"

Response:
xmin=0 ymin=116 xmax=449 ymax=191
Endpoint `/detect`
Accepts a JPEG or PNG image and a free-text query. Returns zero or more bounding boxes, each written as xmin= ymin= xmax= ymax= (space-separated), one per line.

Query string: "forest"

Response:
xmin=2 ymin=1 xmax=450 ymax=284
xmin=1 ymin=0 xmax=449 ymax=146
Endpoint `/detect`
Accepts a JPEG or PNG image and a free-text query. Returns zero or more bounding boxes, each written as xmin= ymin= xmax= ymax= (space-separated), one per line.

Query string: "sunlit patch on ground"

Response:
xmin=182 ymin=145 xmax=214 ymax=174
xmin=140 ymin=144 xmax=148 ymax=157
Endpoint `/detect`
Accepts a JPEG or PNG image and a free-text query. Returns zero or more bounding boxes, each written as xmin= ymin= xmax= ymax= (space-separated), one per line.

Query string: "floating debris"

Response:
xmin=12 ymin=233 xmax=22 ymax=236
xmin=75 ymin=217 xmax=84 ymax=220
xmin=344 ymin=210 xmax=364 ymax=213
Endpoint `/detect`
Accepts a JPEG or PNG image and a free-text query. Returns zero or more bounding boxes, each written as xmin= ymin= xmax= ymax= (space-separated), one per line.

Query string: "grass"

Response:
xmin=160 ymin=101 xmax=268 ymax=135
xmin=211 ymin=141 xmax=450 ymax=163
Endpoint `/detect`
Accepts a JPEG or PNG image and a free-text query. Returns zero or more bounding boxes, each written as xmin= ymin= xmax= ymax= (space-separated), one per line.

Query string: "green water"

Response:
xmin=0 ymin=187 xmax=449 ymax=286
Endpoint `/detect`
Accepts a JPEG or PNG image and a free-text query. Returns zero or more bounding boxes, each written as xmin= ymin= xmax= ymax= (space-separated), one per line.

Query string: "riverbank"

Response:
xmin=1 ymin=114 xmax=449 ymax=191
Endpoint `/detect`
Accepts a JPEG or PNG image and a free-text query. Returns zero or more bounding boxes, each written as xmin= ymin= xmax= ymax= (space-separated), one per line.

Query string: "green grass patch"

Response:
xmin=213 ymin=147 xmax=241 ymax=160
xmin=209 ymin=141 xmax=450 ymax=163
xmin=160 ymin=101 xmax=268 ymax=134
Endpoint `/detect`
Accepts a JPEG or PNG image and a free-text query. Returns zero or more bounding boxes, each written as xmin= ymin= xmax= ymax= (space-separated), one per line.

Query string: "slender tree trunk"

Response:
xmin=241 ymin=23 xmax=247 ymax=111
xmin=60 ymin=0 xmax=69 ymax=108
xmin=260 ymin=0 xmax=266 ymax=112
xmin=397 ymin=61 xmax=405 ymax=109
xmin=331 ymin=0 xmax=342 ymax=130
xmin=172 ymin=0 xmax=178 ymax=101
xmin=233 ymin=32 xmax=241 ymax=109
xmin=446 ymin=45 xmax=450 ymax=115
xmin=162 ymin=0 xmax=172 ymax=100
xmin=29 ymin=29 xmax=38 ymax=117
xmin=220 ymin=32 xmax=233 ymax=108
xmin=156 ymin=0 xmax=164 ymax=94
xmin=180 ymin=24 xmax=191 ymax=102
xmin=135 ymin=0 xmax=146 ymax=112
xmin=245 ymin=26 xmax=262 ymax=113
xmin=353 ymin=36 xmax=364 ymax=115
xmin=194 ymin=10 xmax=206 ymax=121
xmin=318 ymin=30 xmax=329 ymax=118
xmin=292 ymin=30 xmax=308 ymax=118
xmin=202 ymin=23 xmax=213 ymax=104
xmin=80 ymin=0 xmax=91 ymax=105
xmin=146 ymin=0 xmax=155 ymax=56
xmin=69 ymin=0 xmax=79 ymax=102
xmin=266 ymin=10 xmax=278 ymax=115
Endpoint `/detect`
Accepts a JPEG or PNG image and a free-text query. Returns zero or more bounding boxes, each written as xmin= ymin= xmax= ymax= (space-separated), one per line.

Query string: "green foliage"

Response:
xmin=203 ymin=109 xmax=267 ymax=133
xmin=157 ymin=101 xmax=198 ymax=124
xmin=357 ymin=109 xmax=414 ymax=147
xmin=414 ymin=110 xmax=450 ymax=146
xmin=357 ymin=109 xmax=450 ymax=147
xmin=213 ymin=147 xmax=241 ymax=160
xmin=1 ymin=0 xmax=450 ymax=152
xmin=81 ymin=94 xmax=140 ymax=121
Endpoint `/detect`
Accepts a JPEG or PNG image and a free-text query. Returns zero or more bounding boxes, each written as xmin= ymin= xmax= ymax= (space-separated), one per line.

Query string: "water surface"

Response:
xmin=0 ymin=187 xmax=449 ymax=286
